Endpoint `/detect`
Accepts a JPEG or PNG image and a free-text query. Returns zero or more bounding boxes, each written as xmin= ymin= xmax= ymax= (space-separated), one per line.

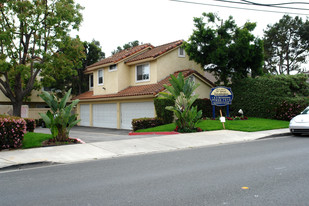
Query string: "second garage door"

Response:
xmin=92 ymin=103 xmax=117 ymax=128
xmin=121 ymin=102 xmax=155 ymax=129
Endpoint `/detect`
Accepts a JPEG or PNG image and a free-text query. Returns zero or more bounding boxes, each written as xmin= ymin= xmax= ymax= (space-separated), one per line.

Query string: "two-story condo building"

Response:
xmin=74 ymin=40 xmax=215 ymax=129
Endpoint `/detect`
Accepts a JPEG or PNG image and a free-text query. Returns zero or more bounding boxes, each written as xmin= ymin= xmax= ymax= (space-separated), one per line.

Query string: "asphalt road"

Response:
xmin=1 ymin=135 xmax=309 ymax=206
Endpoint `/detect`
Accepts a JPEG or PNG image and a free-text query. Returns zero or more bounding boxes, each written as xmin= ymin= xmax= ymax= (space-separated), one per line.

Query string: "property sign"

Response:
xmin=210 ymin=87 xmax=233 ymax=106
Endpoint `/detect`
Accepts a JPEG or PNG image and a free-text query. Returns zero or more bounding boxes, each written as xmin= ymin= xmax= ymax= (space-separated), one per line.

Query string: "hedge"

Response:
xmin=132 ymin=117 xmax=163 ymax=131
xmin=0 ymin=115 xmax=26 ymax=150
xmin=24 ymin=118 xmax=36 ymax=132
xmin=154 ymin=98 xmax=174 ymax=124
xmin=230 ymin=74 xmax=309 ymax=120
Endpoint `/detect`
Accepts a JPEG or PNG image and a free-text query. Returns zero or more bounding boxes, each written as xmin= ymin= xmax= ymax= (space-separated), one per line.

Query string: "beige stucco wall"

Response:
xmin=156 ymin=48 xmax=204 ymax=81
xmin=28 ymin=108 xmax=50 ymax=119
xmin=93 ymin=65 xmax=119 ymax=95
xmin=194 ymin=77 xmax=212 ymax=99
xmin=117 ymin=62 xmax=131 ymax=91
xmin=128 ymin=61 xmax=158 ymax=86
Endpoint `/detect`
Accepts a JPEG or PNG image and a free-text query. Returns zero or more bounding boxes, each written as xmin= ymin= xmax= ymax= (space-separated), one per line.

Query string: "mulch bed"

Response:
xmin=42 ymin=138 xmax=80 ymax=147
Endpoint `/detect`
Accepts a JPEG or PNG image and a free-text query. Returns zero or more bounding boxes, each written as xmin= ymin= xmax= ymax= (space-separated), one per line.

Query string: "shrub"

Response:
xmin=132 ymin=117 xmax=164 ymax=131
xmin=231 ymin=74 xmax=309 ymax=119
xmin=154 ymin=98 xmax=174 ymax=124
xmin=274 ymin=98 xmax=309 ymax=121
xmin=0 ymin=116 xmax=26 ymax=150
xmin=24 ymin=118 xmax=36 ymax=132
xmin=39 ymin=88 xmax=80 ymax=141
xmin=193 ymin=98 xmax=233 ymax=118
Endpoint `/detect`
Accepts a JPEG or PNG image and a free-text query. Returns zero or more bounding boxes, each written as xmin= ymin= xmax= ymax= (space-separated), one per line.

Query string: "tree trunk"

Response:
xmin=12 ymin=100 xmax=22 ymax=117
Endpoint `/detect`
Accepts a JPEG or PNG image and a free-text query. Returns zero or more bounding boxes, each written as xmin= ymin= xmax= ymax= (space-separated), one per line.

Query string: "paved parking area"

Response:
xmin=34 ymin=126 xmax=159 ymax=143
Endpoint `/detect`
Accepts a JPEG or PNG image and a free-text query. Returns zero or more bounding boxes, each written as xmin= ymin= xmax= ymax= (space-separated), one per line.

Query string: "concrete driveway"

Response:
xmin=34 ymin=126 xmax=158 ymax=143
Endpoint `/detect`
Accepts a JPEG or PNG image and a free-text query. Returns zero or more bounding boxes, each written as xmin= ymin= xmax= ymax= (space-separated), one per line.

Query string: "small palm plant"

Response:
xmin=39 ymin=89 xmax=80 ymax=142
xmin=160 ymin=72 xmax=202 ymax=132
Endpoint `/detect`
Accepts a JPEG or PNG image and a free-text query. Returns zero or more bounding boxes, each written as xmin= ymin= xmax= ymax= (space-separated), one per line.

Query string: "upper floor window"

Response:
xmin=109 ymin=64 xmax=117 ymax=71
xmin=136 ymin=63 xmax=150 ymax=82
xmin=89 ymin=74 xmax=93 ymax=88
xmin=98 ymin=69 xmax=103 ymax=85
xmin=178 ymin=47 xmax=185 ymax=57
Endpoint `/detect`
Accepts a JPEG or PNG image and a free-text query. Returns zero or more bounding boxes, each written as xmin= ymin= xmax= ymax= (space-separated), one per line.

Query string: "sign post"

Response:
xmin=210 ymin=86 xmax=233 ymax=119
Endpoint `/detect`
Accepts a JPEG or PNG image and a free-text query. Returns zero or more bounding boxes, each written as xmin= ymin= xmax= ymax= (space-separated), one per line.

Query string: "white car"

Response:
xmin=289 ymin=106 xmax=309 ymax=135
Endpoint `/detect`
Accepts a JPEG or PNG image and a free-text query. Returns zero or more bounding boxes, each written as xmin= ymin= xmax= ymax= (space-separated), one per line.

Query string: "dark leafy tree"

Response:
xmin=0 ymin=0 xmax=83 ymax=116
xmin=111 ymin=40 xmax=140 ymax=55
xmin=263 ymin=15 xmax=309 ymax=75
xmin=183 ymin=12 xmax=264 ymax=85
xmin=74 ymin=40 xmax=104 ymax=95
xmin=41 ymin=39 xmax=104 ymax=96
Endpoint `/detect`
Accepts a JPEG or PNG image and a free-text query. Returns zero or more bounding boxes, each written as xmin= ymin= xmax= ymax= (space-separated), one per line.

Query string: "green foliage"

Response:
xmin=166 ymin=93 xmax=202 ymax=132
xmin=159 ymin=72 xmax=203 ymax=132
xmin=154 ymin=98 xmax=174 ymax=124
xmin=263 ymin=15 xmax=309 ymax=74
xmin=184 ymin=12 xmax=264 ymax=85
xmin=39 ymin=89 xmax=80 ymax=141
xmin=132 ymin=117 xmax=163 ymax=131
xmin=160 ymin=72 xmax=199 ymax=100
xmin=111 ymin=40 xmax=140 ymax=55
xmin=0 ymin=116 xmax=26 ymax=150
xmin=231 ymin=74 xmax=309 ymax=119
xmin=24 ymin=118 xmax=36 ymax=132
xmin=0 ymin=0 xmax=83 ymax=116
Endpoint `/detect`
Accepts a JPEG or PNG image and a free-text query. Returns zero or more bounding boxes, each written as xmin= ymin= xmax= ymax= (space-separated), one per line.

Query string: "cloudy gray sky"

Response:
xmin=73 ymin=0 xmax=309 ymax=57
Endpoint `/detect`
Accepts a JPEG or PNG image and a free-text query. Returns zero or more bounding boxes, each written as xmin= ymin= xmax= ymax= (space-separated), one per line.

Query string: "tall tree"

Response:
xmin=41 ymin=39 xmax=105 ymax=96
xmin=111 ymin=40 xmax=140 ymax=55
xmin=74 ymin=40 xmax=104 ymax=95
xmin=183 ymin=12 xmax=263 ymax=85
xmin=40 ymin=36 xmax=86 ymax=97
xmin=263 ymin=15 xmax=309 ymax=75
xmin=0 ymin=0 xmax=83 ymax=116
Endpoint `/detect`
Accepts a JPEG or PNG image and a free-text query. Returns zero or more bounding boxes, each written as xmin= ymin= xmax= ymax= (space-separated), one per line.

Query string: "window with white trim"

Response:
xmin=136 ymin=63 xmax=150 ymax=82
xmin=98 ymin=69 xmax=103 ymax=85
xmin=109 ymin=64 xmax=117 ymax=71
xmin=178 ymin=47 xmax=185 ymax=57
xmin=89 ymin=74 xmax=93 ymax=88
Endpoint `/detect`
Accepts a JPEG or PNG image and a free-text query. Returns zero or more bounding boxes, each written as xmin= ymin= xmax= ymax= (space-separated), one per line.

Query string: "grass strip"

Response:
xmin=136 ymin=117 xmax=289 ymax=133
xmin=22 ymin=132 xmax=53 ymax=149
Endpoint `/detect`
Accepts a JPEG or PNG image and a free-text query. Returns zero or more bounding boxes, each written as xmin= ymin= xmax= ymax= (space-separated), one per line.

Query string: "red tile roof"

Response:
xmin=85 ymin=43 xmax=154 ymax=72
xmin=73 ymin=69 xmax=215 ymax=101
xmin=126 ymin=40 xmax=184 ymax=63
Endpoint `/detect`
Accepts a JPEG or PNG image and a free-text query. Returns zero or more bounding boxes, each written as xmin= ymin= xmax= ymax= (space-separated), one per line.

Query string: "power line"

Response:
xmin=240 ymin=0 xmax=309 ymax=6
xmin=214 ymin=0 xmax=309 ymax=11
xmin=169 ymin=0 xmax=309 ymax=15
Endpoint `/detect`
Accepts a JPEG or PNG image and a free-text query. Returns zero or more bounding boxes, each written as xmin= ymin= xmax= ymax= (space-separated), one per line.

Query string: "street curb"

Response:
xmin=129 ymin=131 xmax=179 ymax=135
xmin=257 ymin=132 xmax=291 ymax=140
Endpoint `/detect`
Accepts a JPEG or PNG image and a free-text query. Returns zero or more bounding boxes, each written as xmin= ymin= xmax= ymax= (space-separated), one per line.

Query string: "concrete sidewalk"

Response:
xmin=0 ymin=128 xmax=290 ymax=170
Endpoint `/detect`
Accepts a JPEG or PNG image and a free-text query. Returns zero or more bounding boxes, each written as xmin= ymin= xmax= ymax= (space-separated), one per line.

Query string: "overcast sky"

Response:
xmin=73 ymin=0 xmax=309 ymax=57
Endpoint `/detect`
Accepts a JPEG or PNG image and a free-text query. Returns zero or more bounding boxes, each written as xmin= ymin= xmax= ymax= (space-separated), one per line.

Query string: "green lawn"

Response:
xmin=22 ymin=132 xmax=53 ymax=149
xmin=136 ymin=117 xmax=289 ymax=133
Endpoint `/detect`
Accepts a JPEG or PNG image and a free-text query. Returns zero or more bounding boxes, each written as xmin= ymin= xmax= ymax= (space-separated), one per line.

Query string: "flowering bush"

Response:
xmin=274 ymin=100 xmax=308 ymax=121
xmin=174 ymin=125 xmax=203 ymax=133
xmin=0 ymin=116 xmax=26 ymax=150
xmin=226 ymin=116 xmax=248 ymax=120
xmin=132 ymin=117 xmax=163 ymax=131
xmin=24 ymin=118 xmax=36 ymax=132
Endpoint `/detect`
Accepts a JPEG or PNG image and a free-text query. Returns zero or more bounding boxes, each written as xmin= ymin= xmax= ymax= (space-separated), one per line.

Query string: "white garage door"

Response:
xmin=80 ymin=104 xmax=90 ymax=126
xmin=93 ymin=103 xmax=117 ymax=128
xmin=121 ymin=102 xmax=155 ymax=129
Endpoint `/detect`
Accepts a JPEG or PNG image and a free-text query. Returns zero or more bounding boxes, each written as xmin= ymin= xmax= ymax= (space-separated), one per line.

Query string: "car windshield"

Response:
xmin=301 ymin=107 xmax=309 ymax=114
